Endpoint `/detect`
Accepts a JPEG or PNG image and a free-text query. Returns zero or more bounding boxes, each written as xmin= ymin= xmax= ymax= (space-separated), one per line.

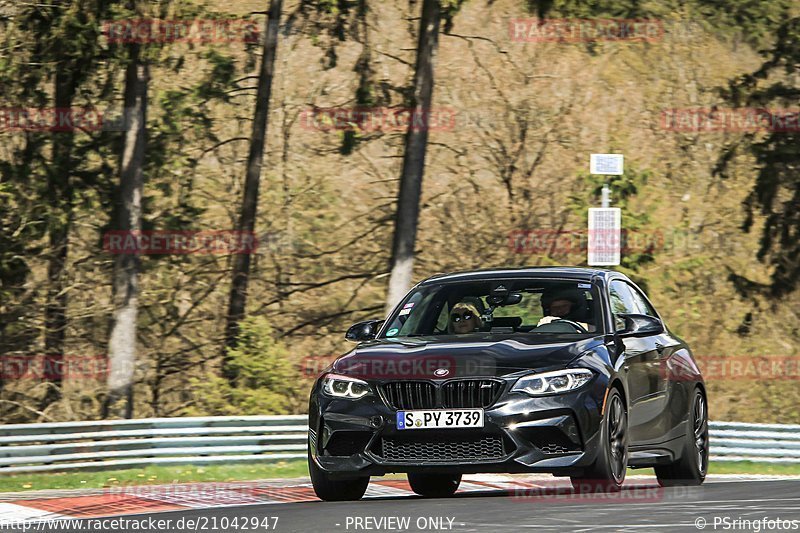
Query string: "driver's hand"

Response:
xmin=537 ymin=316 xmax=559 ymax=326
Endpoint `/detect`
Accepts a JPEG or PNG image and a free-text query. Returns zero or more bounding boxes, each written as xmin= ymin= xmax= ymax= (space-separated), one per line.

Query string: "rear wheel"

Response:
xmin=571 ymin=388 xmax=628 ymax=492
xmin=655 ymin=389 xmax=708 ymax=487
xmin=308 ymin=448 xmax=370 ymax=501
xmin=407 ymin=473 xmax=461 ymax=497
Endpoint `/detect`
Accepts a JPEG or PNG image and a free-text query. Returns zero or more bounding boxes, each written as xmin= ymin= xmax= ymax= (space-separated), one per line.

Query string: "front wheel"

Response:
xmin=571 ymin=388 xmax=628 ymax=492
xmin=655 ymin=389 xmax=708 ymax=487
xmin=407 ymin=473 xmax=461 ymax=497
xmin=308 ymin=448 xmax=370 ymax=501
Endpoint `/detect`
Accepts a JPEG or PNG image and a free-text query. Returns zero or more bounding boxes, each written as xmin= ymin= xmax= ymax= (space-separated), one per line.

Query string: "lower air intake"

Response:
xmin=379 ymin=435 xmax=505 ymax=463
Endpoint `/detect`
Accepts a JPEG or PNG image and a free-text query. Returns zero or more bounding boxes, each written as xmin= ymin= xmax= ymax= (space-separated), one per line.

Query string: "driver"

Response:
xmin=538 ymin=289 xmax=590 ymax=330
xmin=448 ymin=302 xmax=484 ymax=334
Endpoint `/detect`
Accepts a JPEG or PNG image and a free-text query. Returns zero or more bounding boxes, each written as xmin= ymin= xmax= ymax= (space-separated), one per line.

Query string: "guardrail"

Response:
xmin=0 ymin=417 xmax=796 ymax=473
xmin=710 ymin=421 xmax=800 ymax=463
xmin=0 ymin=416 xmax=308 ymax=474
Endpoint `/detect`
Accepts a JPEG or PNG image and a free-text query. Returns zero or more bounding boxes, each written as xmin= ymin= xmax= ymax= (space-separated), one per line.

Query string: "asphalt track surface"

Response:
xmin=37 ymin=477 xmax=800 ymax=533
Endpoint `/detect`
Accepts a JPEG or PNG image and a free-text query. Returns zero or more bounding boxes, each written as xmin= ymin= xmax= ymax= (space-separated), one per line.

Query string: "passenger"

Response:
xmin=448 ymin=302 xmax=484 ymax=334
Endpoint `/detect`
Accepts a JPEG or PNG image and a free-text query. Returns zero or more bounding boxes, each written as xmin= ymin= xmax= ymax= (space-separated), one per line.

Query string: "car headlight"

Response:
xmin=321 ymin=373 xmax=371 ymax=399
xmin=511 ymin=368 xmax=593 ymax=396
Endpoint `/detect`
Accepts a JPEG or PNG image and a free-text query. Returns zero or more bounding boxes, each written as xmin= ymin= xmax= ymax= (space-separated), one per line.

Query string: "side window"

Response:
xmin=609 ymin=281 xmax=638 ymax=330
xmin=628 ymin=285 xmax=658 ymax=317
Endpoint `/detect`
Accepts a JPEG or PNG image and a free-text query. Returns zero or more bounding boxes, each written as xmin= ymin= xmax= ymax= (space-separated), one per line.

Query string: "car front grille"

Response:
xmin=382 ymin=381 xmax=437 ymax=410
xmin=442 ymin=379 xmax=503 ymax=408
xmin=381 ymin=379 xmax=503 ymax=410
xmin=379 ymin=435 xmax=505 ymax=463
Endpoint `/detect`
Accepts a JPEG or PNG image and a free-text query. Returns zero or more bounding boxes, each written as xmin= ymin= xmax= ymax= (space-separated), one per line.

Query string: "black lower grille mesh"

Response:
xmin=325 ymin=431 xmax=373 ymax=456
xmin=380 ymin=435 xmax=505 ymax=463
xmin=539 ymin=444 xmax=573 ymax=454
xmin=517 ymin=425 xmax=582 ymax=455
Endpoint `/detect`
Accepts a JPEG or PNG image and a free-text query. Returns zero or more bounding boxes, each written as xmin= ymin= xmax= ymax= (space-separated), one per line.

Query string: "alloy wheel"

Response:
xmin=694 ymin=393 xmax=709 ymax=475
xmin=607 ymin=394 xmax=628 ymax=482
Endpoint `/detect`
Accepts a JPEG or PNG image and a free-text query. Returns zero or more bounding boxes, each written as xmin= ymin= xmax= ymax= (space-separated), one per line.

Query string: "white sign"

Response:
xmin=590 ymin=154 xmax=624 ymax=175
xmin=588 ymin=208 xmax=621 ymax=266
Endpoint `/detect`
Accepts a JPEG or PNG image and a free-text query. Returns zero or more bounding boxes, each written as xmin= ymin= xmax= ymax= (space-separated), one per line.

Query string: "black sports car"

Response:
xmin=308 ymin=267 xmax=708 ymax=501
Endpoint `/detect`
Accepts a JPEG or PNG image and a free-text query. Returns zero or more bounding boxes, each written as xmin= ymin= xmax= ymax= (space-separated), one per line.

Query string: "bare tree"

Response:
xmin=42 ymin=65 xmax=76 ymax=410
xmin=223 ymin=0 xmax=283 ymax=382
xmin=384 ymin=0 xmax=441 ymax=313
xmin=104 ymin=41 xmax=148 ymax=419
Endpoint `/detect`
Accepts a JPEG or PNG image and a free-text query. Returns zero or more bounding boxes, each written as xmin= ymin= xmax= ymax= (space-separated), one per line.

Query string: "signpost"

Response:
xmin=588 ymin=154 xmax=623 ymax=266
xmin=588 ymin=208 xmax=621 ymax=266
xmin=590 ymin=154 xmax=624 ymax=176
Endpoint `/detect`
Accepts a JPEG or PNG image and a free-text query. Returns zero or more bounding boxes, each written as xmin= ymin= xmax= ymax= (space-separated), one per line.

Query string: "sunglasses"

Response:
xmin=450 ymin=312 xmax=475 ymax=322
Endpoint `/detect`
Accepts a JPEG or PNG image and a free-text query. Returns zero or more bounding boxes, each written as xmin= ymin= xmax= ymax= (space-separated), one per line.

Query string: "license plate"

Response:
xmin=396 ymin=409 xmax=484 ymax=430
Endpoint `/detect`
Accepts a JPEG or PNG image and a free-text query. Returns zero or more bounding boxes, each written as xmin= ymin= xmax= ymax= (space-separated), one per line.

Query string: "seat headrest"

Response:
xmin=459 ymin=296 xmax=486 ymax=315
xmin=541 ymin=287 xmax=589 ymax=323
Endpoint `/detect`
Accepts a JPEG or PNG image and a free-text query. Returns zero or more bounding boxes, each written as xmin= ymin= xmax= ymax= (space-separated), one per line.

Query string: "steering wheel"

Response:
xmin=550 ymin=319 xmax=588 ymax=333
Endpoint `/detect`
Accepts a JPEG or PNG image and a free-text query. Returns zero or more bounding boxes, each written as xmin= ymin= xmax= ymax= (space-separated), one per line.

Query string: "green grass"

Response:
xmin=1 ymin=460 xmax=798 ymax=494
xmin=708 ymin=461 xmax=800 ymax=476
xmin=632 ymin=462 xmax=800 ymax=477
xmin=0 ymin=460 xmax=309 ymax=493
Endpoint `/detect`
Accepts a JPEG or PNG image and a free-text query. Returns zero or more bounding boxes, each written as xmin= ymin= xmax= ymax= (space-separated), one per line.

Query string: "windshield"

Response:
xmin=380 ymin=278 xmax=603 ymax=338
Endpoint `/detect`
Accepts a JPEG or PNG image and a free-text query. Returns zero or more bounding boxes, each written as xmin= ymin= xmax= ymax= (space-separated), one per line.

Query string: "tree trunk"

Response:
xmin=384 ymin=0 xmax=441 ymax=314
xmin=41 ymin=66 xmax=76 ymax=411
xmin=223 ymin=0 xmax=283 ymax=383
xmin=103 ymin=42 xmax=148 ymax=419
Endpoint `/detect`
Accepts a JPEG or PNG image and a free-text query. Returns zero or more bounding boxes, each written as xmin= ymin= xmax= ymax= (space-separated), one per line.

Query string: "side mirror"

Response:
xmin=616 ymin=313 xmax=664 ymax=338
xmin=345 ymin=320 xmax=384 ymax=342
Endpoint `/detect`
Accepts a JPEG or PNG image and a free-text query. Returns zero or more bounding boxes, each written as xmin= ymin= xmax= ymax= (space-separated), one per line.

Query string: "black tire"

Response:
xmin=571 ymin=388 xmax=628 ymax=492
xmin=407 ymin=473 xmax=461 ymax=497
xmin=308 ymin=448 xmax=369 ymax=501
xmin=655 ymin=388 xmax=708 ymax=487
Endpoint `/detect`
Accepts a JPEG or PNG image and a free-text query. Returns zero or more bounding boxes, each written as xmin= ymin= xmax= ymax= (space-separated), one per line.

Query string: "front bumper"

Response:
xmin=309 ymin=379 xmax=607 ymax=478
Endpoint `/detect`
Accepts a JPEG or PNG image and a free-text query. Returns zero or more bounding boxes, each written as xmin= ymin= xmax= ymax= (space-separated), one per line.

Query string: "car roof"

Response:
xmin=419 ymin=266 xmax=624 ymax=285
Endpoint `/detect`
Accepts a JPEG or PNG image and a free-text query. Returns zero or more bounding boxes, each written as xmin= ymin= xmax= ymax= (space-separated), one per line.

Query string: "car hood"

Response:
xmin=330 ymin=334 xmax=604 ymax=380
